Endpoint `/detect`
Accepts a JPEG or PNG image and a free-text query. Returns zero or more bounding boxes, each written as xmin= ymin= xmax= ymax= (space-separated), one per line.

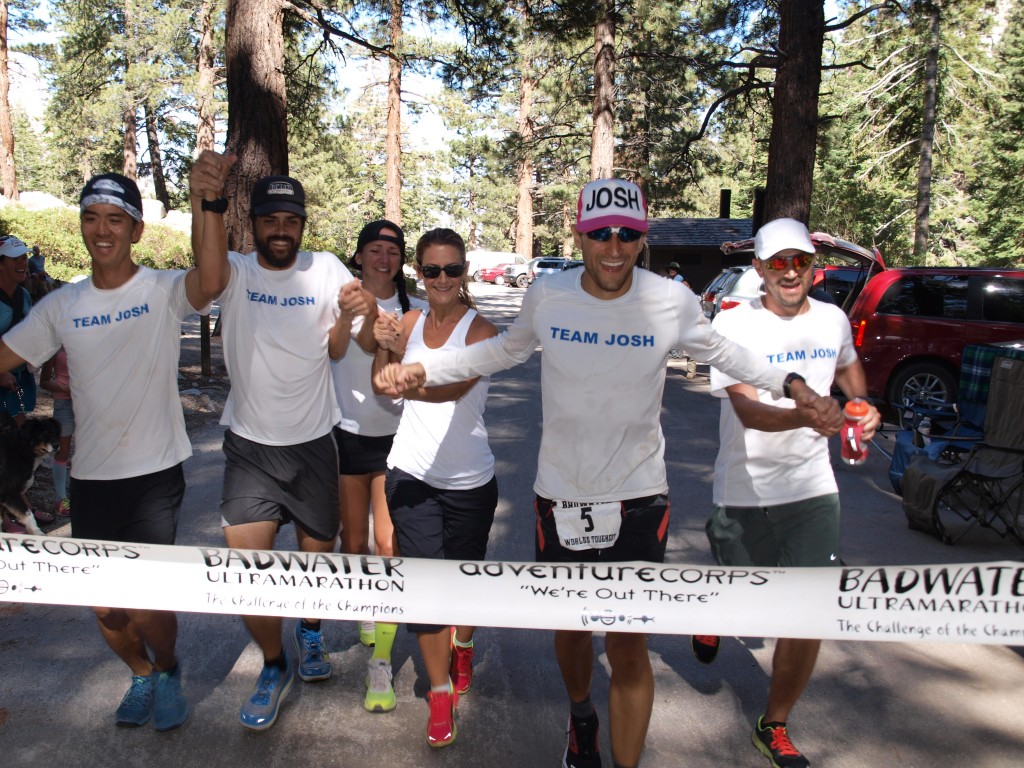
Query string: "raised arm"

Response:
xmin=186 ymin=150 xmax=236 ymax=309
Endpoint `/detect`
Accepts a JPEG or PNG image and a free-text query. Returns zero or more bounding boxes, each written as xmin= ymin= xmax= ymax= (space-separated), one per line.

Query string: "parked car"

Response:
xmin=700 ymin=267 xmax=745 ymax=318
xmin=504 ymin=257 xmax=545 ymax=288
xmin=477 ymin=263 xmax=512 ymax=284
xmin=707 ymin=265 xmax=764 ymax=318
xmin=532 ymin=258 xmax=584 ymax=280
xmin=467 ymin=250 xmax=525 ymax=282
xmin=848 ymin=267 xmax=1024 ymax=406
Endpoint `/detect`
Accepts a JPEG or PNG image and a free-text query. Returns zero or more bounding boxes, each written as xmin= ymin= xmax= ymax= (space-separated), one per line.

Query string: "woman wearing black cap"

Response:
xmin=330 ymin=220 xmax=425 ymax=713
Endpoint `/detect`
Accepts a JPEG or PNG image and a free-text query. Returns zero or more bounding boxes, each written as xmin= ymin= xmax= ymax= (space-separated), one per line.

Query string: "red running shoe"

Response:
xmin=426 ymin=684 xmax=457 ymax=748
xmin=449 ymin=627 xmax=475 ymax=695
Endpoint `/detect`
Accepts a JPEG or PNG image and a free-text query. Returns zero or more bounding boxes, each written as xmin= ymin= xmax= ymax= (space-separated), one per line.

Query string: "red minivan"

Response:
xmin=847 ymin=267 xmax=1024 ymax=405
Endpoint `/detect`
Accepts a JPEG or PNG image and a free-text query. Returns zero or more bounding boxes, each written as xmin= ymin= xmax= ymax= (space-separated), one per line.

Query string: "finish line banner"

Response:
xmin=1 ymin=534 xmax=1022 ymax=645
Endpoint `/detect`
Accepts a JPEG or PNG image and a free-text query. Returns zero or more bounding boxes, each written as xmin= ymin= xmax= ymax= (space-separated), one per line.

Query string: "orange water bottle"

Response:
xmin=841 ymin=398 xmax=870 ymax=465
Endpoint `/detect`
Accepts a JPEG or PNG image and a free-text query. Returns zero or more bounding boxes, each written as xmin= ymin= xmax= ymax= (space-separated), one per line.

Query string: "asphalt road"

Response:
xmin=1 ymin=280 xmax=1022 ymax=767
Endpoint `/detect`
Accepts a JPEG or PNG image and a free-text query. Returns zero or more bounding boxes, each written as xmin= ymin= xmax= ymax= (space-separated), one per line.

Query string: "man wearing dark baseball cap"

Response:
xmin=374 ymin=178 xmax=838 ymax=768
xmin=249 ymin=175 xmax=308 ymax=218
xmin=0 ymin=163 xmax=233 ymax=731
xmin=191 ymin=157 xmax=377 ymax=731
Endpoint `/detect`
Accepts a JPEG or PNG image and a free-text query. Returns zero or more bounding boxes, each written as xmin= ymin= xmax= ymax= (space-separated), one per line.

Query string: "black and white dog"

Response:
xmin=0 ymin=414 xmax=62 ymax=535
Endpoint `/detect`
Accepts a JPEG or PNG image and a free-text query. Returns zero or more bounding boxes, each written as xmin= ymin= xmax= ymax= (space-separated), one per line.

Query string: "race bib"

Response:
xmin=552 ymin=500 xmax=622 ymax=551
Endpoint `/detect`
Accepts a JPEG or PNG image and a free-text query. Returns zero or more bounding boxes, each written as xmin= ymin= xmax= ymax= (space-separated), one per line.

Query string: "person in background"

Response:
xmin=28 ymin=245 xmax=56 ymax=298
xmin=372 ymin=228 xmax=499 ymax=749
xmin=40 ymin=344 xmax=74 ymax=518
xmin=331 ymin=219 xmax=426 ymax=713
xmin=0 ymin=234 xmax=54 ymax=532
xmin=0 ymin=235 xmax=40 ymax=425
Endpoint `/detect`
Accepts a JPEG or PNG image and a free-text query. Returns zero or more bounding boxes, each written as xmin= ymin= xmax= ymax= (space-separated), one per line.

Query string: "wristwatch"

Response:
xmin=783 ymin=372 xmax=806 ymax=399
xmin=201 ymin=197 xmax=228 ymax=214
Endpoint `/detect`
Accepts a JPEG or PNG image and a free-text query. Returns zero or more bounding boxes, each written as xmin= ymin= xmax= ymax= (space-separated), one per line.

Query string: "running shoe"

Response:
xmin=364 ymin=658 xmax=397 ymax=713
xmin=449 ymin=628 xmax=474 ymax=695
xmin=115 ymin=674 xmax=155 ymax=727
xmin=239 ymin=657 xmax=295 ymax=731
xmin=426 ymin=684 xmax=458 ymax=748
xmin=359 ymin=620 xmax=376 ymax=647
xmin=752 ymin=715 xmax=810 ymax=768
xmin=31 ymin=506 xmax=55 ymax=524
xmin=563 ymin=711 xmax=602 ymax=768
xmin=153 ymin=664 xmax=189 ymax=731
xmin=56 ymin=497 xmax=71 ymax=518
xmin=293 ymin=622 xmax=332 ymax=681
xmin=691 ymin=634 xmax=720 ymax=664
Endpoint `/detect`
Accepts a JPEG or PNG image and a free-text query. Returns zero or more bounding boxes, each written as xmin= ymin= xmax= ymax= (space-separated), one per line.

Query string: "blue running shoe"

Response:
xmin=115 ymin=675 xmax=155 ymax=727
xmin=153 ymin=664 xmax=189 ymax=732
xmin=240 ymin=657 xmax=295 ymax=731
xmin=293 ymin=622 xmax=332 ymax=682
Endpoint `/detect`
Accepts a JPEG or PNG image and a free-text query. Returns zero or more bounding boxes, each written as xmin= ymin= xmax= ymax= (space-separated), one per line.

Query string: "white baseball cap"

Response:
xmin=0 ymin=235 xmax=30 ymax=259
xmin=754 ymin=218 xmax=815 ymax=260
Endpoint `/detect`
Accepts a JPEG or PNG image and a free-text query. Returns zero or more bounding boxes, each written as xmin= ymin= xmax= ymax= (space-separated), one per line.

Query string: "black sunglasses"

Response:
xmin=420 ymin=263 xmax=466 ymax=279
xmin=585 ymin=226 xmax=645 ymax=243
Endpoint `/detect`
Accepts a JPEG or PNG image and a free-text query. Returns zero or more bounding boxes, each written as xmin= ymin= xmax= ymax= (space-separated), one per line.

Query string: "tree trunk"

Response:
xmin=196 ymin=0 xmax=218 ymax=375
xmin=763 ymin=0 xmax=824 ymax=223
xmin=123 ymin=91 xmax=138 ymax=179
xmin=590 ymin=3 xmax=615 ymax=180
xmin=385 ymin=0 xmax=403 ymax=224
xmin=514 ymin=67 xmax=536 ymax=260
xmin=224 ymin=0 xmax=288 ymax=254
xmin=914 ymin=2 xmax=940 ymax=263
xmin=0 ymin=0 xmax=18 ymax=200
xmin=196 ymin=0 xmax=218 ymax=157
xmin=144 ymin=102 xmax=170 ymax=211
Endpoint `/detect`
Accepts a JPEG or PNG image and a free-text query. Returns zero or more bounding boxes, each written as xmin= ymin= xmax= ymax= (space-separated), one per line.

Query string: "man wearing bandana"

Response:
xmin=0 ymin=161 xmax=233 ymax=732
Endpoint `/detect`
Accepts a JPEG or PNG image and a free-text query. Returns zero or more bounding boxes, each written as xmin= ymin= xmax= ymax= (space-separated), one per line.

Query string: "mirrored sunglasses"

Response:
xmin=585 ymin=226 xmax=645 ymax=243
xmin=420 ymin=263 xmax=466 ymax=279
xmin=762 ymin=252 xmax=815 ymax=271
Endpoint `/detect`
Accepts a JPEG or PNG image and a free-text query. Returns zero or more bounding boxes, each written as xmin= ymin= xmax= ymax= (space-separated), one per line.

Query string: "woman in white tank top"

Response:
xmin=330 ymin=220 xmax=426 ymax=712
xmin=372 ymin=228 xmax=499 ymax=748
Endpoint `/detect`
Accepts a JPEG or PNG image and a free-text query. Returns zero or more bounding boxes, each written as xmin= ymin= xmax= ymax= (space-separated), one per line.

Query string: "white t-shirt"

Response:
xmin=332 ymin=292 xmax=427 ymax=437
xmin=219 ymin=250 xmax=353 ymax=445
xmin=421 ymin=267 xmax=789 ymax=503
xmin=710 ymin=297 xmax=859 ymax=507
xmin=3 ymin=267 xmax=204 ymax=480
xmin=388 ymin=308 xmax=494 ymax=490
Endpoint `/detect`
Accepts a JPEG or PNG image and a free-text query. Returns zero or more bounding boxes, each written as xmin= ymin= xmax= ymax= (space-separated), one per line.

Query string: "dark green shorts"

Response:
xmin=705 ymin=493 xmax=840 ymax=568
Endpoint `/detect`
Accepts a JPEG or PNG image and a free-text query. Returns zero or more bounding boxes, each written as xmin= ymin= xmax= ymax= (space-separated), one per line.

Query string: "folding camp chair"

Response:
xmin=902 ymin=354 xmax=1024 ymax=545
xmin=887 ymin=343 xmax=995 ymax=493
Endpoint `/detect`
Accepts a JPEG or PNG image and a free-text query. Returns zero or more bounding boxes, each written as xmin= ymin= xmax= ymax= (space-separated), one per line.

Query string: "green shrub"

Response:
xmin=0 ymin=206 xmax=191 ymax=279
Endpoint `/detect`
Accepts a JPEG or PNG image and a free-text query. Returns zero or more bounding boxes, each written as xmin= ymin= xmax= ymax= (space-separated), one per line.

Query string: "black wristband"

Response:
xmin=201 ymin=197 xmax=228 ymax=214
xmin=783 ymin=372 xmax=806 ymax=399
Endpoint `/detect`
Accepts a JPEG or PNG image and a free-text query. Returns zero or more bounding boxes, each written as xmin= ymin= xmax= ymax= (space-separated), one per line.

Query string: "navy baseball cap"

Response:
xmin=250 ymin=175 xmax=307 ymax=218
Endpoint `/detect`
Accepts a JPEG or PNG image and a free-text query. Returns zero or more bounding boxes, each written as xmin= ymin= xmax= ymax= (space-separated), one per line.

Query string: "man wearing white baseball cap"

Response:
xmin=705 ymin=217 xmax=880 ymax=768
xmin=374 ymin=180 xmax=839 ymax=768
xmin=0 ymin=235 xmax=39 ymax=426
